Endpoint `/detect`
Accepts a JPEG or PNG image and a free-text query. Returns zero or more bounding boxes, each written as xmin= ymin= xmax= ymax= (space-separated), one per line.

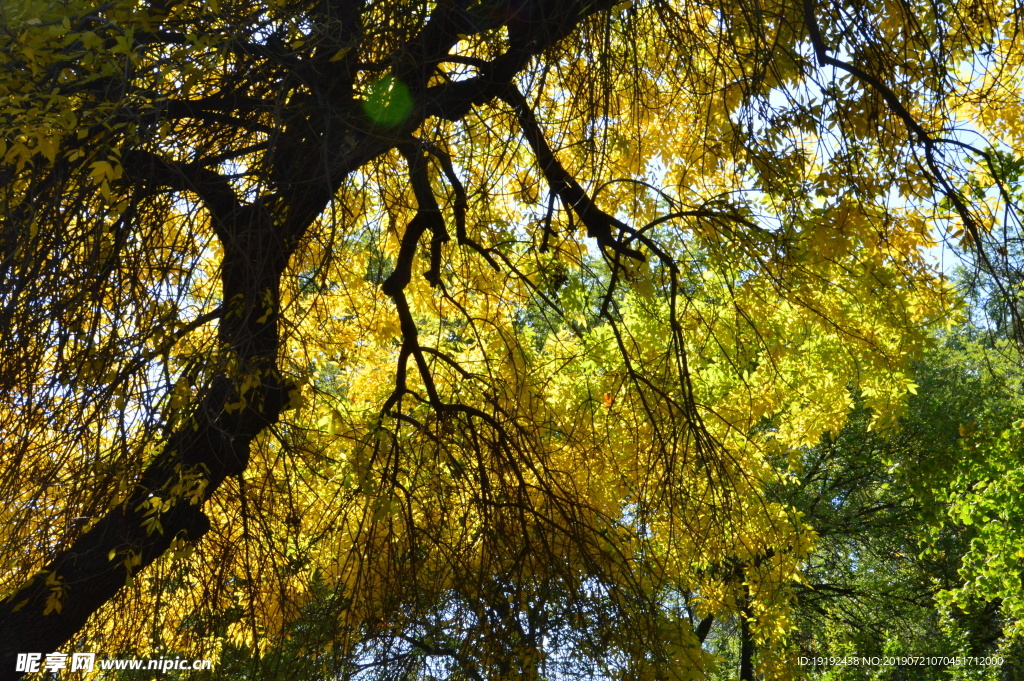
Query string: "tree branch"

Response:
xmin=498 ymin=86 xmax=646 ymax=261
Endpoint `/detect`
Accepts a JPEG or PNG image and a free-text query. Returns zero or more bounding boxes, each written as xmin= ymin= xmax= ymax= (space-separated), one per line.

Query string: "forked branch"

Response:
xmin=498 ymin=86 xmax=646 ymax=262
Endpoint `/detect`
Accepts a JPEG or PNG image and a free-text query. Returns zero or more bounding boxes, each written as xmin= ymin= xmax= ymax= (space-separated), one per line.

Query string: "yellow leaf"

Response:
xmin=44 ymin=592 xmax=62 ymax=615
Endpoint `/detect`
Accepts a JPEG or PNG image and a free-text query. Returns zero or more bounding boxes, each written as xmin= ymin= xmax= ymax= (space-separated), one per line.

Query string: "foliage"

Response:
xmin=763 ymin=327 xmax=1024 ymax=681
xmin=1 ymin=0 xmax=1023 ymax=679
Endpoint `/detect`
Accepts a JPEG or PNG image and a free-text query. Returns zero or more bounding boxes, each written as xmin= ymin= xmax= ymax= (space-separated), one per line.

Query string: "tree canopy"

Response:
xmin=1 ymin=0 xmax=1023 ymax=678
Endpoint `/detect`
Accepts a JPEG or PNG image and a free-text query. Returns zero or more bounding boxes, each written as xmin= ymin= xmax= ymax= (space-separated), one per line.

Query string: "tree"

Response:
xmin=1 ymin=0 xmax=1021 ymax=678
xmin=774 ymin=329 xmax=1024 ymax=681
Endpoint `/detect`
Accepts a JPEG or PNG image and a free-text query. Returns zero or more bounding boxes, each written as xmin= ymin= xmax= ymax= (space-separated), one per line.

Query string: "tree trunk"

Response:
xmin=0 ymin=206 xmax=295 ymax=678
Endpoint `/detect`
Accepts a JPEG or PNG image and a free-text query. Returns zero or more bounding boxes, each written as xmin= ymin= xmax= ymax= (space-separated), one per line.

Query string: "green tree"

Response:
xmin=746 ymin=323 xmax=1024 ymax=681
